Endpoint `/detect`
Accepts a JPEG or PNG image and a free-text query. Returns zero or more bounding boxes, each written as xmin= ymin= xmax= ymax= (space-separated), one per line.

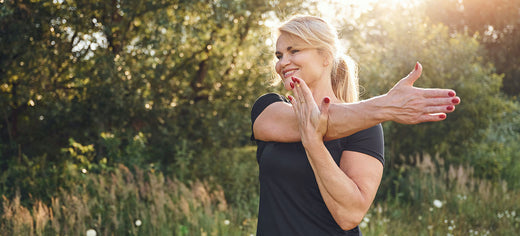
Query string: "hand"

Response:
xmin=288 ymin=77 xmax=331 ymax=144
xmin=384 ymin=62 xmax=461 ymax=124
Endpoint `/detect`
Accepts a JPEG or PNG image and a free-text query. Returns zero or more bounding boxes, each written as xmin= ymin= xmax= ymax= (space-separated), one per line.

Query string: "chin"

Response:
xmin=283 ymin=77 xmax=292 ymax=90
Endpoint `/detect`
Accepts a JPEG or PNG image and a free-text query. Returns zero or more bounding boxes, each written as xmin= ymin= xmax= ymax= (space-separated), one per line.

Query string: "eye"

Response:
xmin=276 ymin=54 xmax=282 ymax=60
xmin=290 ymin=49 xmax=300 ymax=54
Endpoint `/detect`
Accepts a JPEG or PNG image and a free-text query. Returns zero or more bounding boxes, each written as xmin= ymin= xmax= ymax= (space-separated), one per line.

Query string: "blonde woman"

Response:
xmin=251 ymin=15 xmax=460 ymax=235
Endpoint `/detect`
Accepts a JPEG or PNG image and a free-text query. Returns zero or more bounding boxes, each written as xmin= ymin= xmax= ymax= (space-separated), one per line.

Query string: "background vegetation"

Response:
xmin=1 ymin=0 xmax=519 ymax=235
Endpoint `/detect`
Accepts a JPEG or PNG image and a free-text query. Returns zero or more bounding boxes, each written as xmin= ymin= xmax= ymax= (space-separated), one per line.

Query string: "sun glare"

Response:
xmin=317 ymin=0 xmax=423 ymax=24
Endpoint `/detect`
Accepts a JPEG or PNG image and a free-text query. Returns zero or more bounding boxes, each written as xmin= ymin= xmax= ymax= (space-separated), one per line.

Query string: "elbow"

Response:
xmin=336 ymin=212 xmax=365 ymax=231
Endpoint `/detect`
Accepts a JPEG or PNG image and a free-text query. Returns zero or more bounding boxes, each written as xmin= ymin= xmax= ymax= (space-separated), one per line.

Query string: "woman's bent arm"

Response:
xmin=253 ymin=63 xmax=460 ymax=142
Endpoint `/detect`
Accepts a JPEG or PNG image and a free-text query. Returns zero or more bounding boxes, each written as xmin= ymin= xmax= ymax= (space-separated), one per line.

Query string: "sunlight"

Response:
xmin=317 ymin=0 xmax=424 ymax=24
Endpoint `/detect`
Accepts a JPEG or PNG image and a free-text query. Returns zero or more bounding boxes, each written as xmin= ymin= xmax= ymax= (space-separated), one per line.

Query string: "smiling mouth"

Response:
xmin=283 ymin=69 xmax=299 ymax=78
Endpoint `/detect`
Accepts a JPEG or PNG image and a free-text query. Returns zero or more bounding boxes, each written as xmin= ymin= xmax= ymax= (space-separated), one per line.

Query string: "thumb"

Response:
xmin=400 ymin=62 xmax=422 ymax=86
xmin=320 ymin=97 xmax=331 ymax=117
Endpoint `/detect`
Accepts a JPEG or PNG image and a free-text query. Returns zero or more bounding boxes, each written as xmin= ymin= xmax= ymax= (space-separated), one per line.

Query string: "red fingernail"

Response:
xmin=291 ymin=77 xmax=297 ymax=82
xmin=324 ymin=97 xmax=330 ymax=103
xmin=452 ymin=98 xmax=460 ymax=104
xmin=447 ymin=105 xmax=454 ymax=111
xmin=439 ymin=114 xmax=446 ymax=119
xmin=288 ymin=96 xmax=293 ymax=102
xmin=290 ymin=82 xmax=294 ymax=89
xmin=448 ymin=91 xmax=455 ymax=97
xmin=415 ymin=62 xmax=419 ymax=71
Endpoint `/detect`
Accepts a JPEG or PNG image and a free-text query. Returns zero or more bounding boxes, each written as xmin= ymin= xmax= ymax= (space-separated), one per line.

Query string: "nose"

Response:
xmin=278 ymin=54 xmax=291 ymax=71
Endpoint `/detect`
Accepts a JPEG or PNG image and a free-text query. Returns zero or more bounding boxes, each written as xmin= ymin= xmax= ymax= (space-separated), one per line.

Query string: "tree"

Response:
xmin=424 ymin=0 xmax=520 ymax=97
xmin=0 ymin=0 xmax=313 ymax=200
xmin=340 ymin=4 xmax=514 ymax=170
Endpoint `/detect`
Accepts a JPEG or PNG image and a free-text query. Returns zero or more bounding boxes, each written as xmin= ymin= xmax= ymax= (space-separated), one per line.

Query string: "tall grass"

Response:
xmin=0 ymin=164 xmax=257 ymax=235
xmin=363 ymin=155 xmax=520 ymax=235
xmin=1 ymin=152 xmax=518 ymax=235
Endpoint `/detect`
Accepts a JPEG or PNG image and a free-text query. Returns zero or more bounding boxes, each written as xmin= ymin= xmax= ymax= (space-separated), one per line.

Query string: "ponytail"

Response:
xmin=331 ymin=55 xmax=359 ymax=103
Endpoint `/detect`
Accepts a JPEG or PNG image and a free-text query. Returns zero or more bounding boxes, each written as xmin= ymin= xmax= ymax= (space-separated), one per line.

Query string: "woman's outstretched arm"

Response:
xmin=253 ymin=62 xmax=461 ymax=142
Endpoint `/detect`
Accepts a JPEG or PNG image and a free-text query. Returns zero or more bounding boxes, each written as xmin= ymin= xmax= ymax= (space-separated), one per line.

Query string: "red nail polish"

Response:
xmin=452 ymin=98 xmax=460 ymax=104
xmin=439 ymin=114 xmax=446 ymax=119
xmin=288 ymin=96 xmax=293 ymax=102
xmin=448 ymin=91 xmax=455 ymax=97
xmin=291 ymin=77 xmax=297 ymax=82
xmin=324 ymin=97 xmax=330 ymax=103
xmin=290 ymin=82 xmax=294 ymax=89
xmin=447 ymin=105 xmax=454 ymax=111
xmin=415 ymin=62 xmax=419 ymax=71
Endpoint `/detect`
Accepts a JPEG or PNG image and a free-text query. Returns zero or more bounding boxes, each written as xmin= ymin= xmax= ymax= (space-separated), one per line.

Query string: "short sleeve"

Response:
xmin=251 ymin=93 xmax=288 ymax=141
xmin=341 ymin=124 xmax=384 ymax=166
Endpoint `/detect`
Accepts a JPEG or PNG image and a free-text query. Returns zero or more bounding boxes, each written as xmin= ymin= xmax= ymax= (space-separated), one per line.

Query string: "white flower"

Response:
xmin=223 ymin=219 xmax=230 ymax=225
xmin=135 ymin=219 xmax=142 ymax=227
xmin=86 ymin=229 xmax=97 ymax=236
xmin=433 ymin=199 xmax=443 ymax=208
xmin=359 ymin=221 xmax=368 ymax=229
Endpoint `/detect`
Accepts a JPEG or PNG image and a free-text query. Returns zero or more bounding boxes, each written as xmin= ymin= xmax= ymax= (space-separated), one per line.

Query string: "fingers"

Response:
xmin=291 ymin=77 xmax=314 ymax=105
xmin=423 ymin=96 xmax=461 ymax=107
xmin=420 ymin=88 xmax=458 ymax=98
xmin=418 ymin=113 xmax=448 ymax=123
xmin=399 ymin=62 xmax=423 ymax=86
xmin=320 ymin=97 xmax=331 ymax=117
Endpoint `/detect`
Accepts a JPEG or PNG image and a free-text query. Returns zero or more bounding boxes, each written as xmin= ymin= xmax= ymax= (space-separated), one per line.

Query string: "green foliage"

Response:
xmin=366 ymin=155 xmax=520 ymax=235
xmin=341 ymin=5 xmax=518 ymax=176
xmin=424 ymin=0 xmax=520 ymax=96
xmin=2 ymin=156 xmax=519 ymax=235
xmin=0 ymin=0 xmax=308 ymax=202
xmin=1 ymin=164 xmax=256 ymax=235
xmin=1 ymin=1 xmax=519 ymax=234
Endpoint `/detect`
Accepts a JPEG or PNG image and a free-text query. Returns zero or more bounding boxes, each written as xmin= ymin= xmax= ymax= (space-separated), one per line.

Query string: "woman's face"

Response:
xmin=275 ymin=33 xmax=329 ymax=90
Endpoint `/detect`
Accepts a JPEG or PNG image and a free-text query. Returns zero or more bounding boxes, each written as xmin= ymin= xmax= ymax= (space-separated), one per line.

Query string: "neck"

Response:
xmin=308 ymin=76 xmax=339 ymax=104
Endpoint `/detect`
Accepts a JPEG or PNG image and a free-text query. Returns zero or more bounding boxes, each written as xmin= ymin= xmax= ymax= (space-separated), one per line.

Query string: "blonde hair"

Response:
xmin=277 ymin=15 xmax=359 ymax=103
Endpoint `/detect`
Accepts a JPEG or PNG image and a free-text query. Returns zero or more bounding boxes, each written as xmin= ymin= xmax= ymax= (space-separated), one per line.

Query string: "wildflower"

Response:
xmin=82 ymin=168 xmax=88 ymax=174
xmin=359 ymin=221 xmax=368 ymax=229
xmin=135 ymin=219 xmax=142 ymax=227
xmin=433 ymin=199 xmax=443 ymax=208
xmin=224 ymin=219 xmax=230 ymax=225
xmin=86 ymin=229 xmax=97 ymax=236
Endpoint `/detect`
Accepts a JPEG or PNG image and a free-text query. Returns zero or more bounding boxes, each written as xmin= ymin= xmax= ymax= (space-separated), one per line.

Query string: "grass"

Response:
xmin=0 ymin=152 xmax=518 ymax=235
xmin=1 ymin=164 xmax=256 ymax=235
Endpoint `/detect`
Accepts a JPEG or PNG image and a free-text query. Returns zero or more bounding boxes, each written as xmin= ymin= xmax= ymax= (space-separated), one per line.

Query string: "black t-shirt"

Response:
xmin=251 ymin=93 xmax=384 ymax=236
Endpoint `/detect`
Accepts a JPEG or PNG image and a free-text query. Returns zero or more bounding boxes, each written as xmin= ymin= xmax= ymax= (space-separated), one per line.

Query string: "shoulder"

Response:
xmin=251 ymin=93 xmax=289 ymax=124
xmin=251 ymin=93 xmax=299 ymax=142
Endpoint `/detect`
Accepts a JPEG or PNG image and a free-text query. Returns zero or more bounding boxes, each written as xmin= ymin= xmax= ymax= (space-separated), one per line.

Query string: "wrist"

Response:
xmin=365 ymin=94 xmax=393 ymax=123
xmin=301 ymin=134 xmax=325 ymax=149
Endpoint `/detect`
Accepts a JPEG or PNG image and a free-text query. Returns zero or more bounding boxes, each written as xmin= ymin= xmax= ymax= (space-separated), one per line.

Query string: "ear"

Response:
xmin=323 ymin=58 xmax=330 ymax=66
xmin=322 ymin=55 xmax=331 ymax=66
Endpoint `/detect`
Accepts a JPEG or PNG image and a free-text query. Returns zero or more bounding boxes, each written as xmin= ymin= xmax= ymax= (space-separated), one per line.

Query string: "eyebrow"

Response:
xmin=275 ymin=46 xmax=293 ymax=55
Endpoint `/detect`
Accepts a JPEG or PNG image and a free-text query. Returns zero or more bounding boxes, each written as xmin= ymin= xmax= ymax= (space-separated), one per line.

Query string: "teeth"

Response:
xmin=284 ymin=69 xmax=298 ymax=78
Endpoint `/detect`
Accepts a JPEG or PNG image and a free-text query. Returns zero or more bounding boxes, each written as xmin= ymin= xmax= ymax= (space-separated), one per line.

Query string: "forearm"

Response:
xmin=303 ymin=140 xmax=370 ymax=230
xmin=325 ymin=95 xmax=388 ymax=141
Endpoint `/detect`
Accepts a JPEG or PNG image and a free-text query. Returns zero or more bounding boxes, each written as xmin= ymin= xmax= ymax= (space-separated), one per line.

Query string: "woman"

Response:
xmin=250 ymin=15 xmax=460 ymax=235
